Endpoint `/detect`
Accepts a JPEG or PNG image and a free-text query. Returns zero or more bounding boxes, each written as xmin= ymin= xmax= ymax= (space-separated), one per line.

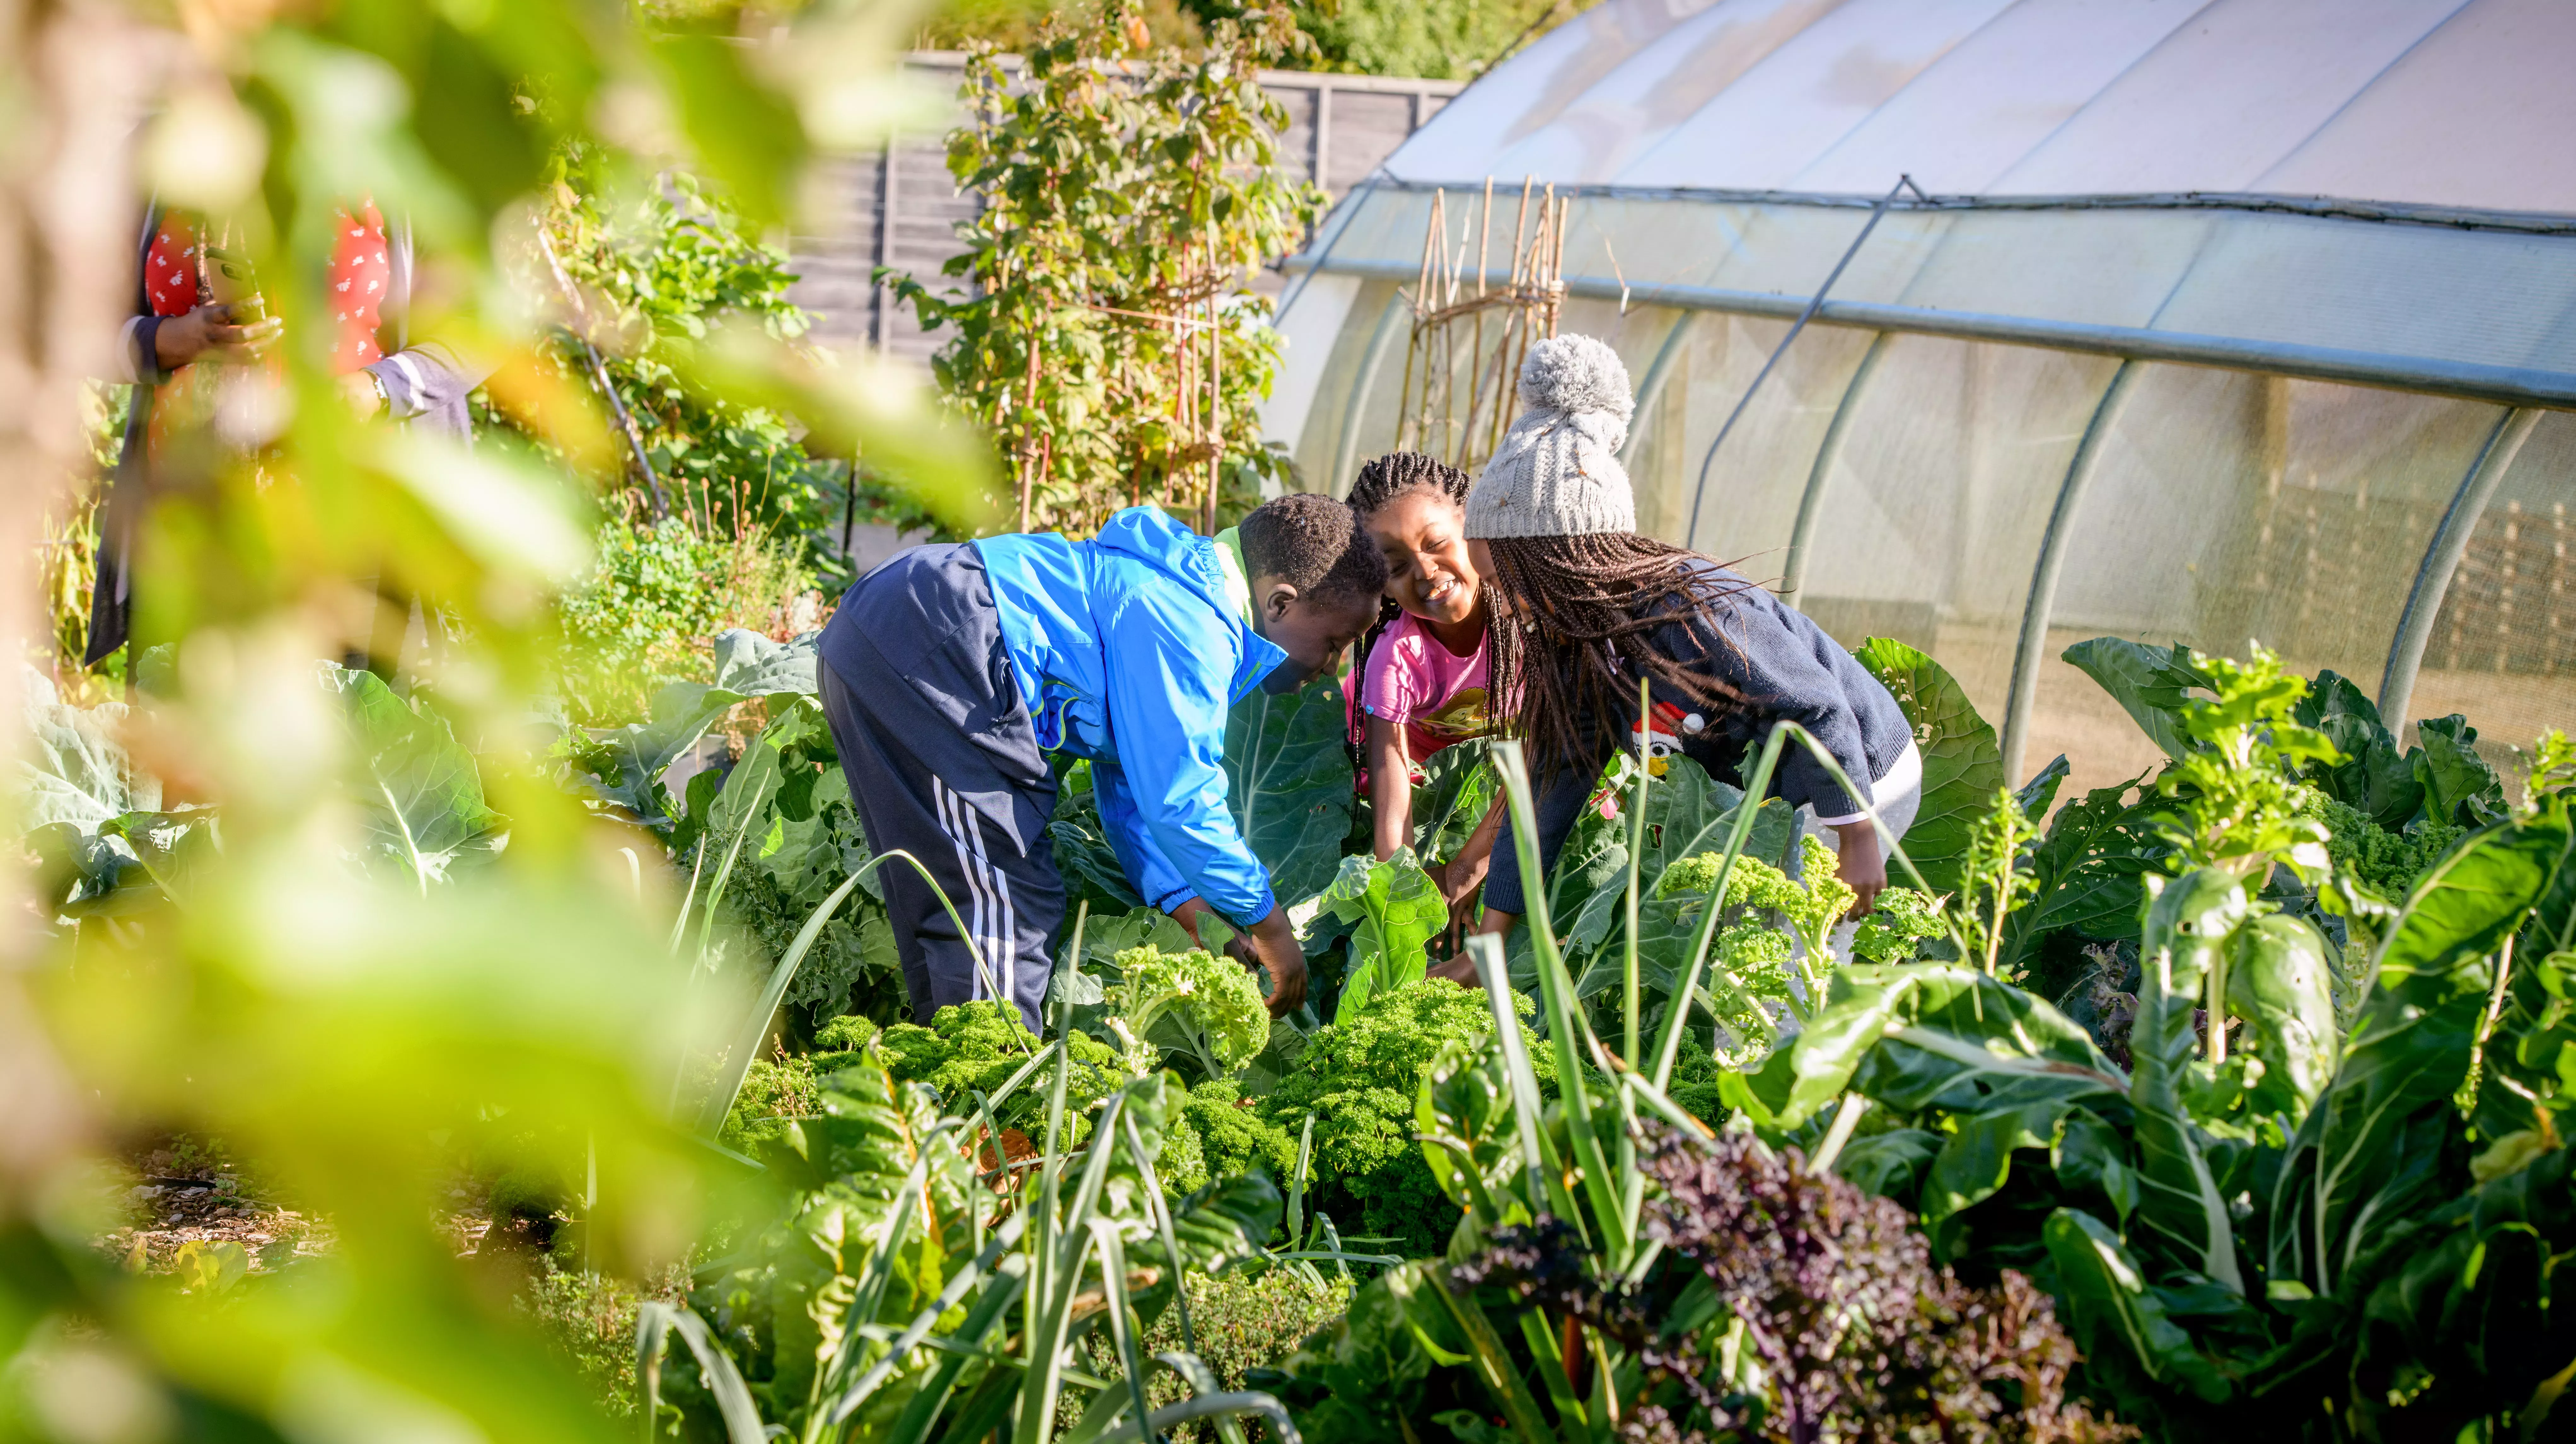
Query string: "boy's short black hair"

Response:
xmin=1238 ymin=493 xmax=1388 ymax=609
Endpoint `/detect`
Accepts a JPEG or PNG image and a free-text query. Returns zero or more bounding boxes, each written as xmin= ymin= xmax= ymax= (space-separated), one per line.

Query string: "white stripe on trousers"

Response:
xmin=931 ymin=777 xmax=1015 ymax=1005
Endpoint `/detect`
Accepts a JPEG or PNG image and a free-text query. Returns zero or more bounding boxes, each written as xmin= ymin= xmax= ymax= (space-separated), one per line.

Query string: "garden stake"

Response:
xmin=1018 ymin=332 xmax=1040 ymax=533
xmin=532 ymin=218 xmax=668 ymax=518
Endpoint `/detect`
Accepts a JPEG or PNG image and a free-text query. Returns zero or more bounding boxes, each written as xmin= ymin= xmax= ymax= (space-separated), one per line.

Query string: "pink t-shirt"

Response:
xmin=1360 ymin=613 xmax=1492 ymax=775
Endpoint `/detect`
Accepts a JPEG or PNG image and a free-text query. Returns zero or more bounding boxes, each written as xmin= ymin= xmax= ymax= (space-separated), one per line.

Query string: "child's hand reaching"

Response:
xmin=1427 ymin=851 xmax=1489 ymax=949
xmin=1834 ymin=821 xmax=1885 ymax=918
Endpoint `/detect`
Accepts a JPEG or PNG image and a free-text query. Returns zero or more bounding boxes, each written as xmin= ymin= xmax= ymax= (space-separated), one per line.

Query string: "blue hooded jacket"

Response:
xmin=973 ymin=507 xmax=1287 ymax=927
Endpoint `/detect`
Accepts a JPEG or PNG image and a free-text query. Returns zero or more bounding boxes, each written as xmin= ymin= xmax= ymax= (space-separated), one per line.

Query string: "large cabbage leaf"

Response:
xmin=1852 ymin=636 xmax=2007 ymax=898
xmin=320 ymin=664 xmax=507 ymax=886
xmin=2061 ymin=638 xmax=2213 ymax=762
xmin=1223 ymin=672 xmax=1353 ymax=906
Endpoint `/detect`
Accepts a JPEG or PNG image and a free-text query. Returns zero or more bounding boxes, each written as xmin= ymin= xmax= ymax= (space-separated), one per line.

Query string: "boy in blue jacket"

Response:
xmin=816 ymin=496 xmax=1386 ymax=1032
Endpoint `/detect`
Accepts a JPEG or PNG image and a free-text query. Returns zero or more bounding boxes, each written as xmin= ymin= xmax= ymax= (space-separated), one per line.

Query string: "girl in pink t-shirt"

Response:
xmin=1348 ymin=453 xmax=1505 ymax=934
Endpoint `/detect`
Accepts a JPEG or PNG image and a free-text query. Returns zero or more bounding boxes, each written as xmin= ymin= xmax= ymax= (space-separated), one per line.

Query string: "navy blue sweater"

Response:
xmin=1482 ymin=561 xmax=1912 ymax=917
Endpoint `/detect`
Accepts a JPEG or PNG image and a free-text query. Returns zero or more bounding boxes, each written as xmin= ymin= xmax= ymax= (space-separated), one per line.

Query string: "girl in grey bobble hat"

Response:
xmin=1464 ymin=333 xmax=1637 ymax=540
xmin=1437 ymin=334 xmax=1925 ymax=990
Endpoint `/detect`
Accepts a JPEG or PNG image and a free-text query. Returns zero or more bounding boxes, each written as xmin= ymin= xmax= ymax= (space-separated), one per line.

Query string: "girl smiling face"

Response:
xmin=1366 ymin=488 xmax=1485 ymax=634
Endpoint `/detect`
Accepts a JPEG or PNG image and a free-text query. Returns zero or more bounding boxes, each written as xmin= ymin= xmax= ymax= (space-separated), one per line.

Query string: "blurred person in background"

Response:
xmin=90 ymin=199 xmax=485 ymax=676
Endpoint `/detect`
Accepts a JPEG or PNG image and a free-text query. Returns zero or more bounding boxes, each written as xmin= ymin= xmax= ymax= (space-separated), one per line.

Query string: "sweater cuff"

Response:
xmin=122 ymin=316 xmax=168 ymax=386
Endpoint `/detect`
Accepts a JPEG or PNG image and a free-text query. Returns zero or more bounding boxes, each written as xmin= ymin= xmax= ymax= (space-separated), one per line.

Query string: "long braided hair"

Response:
xmin=1342 ymin=451 xmax=1475 ymax=771
xmin=1482 ymin=532 xmax=1764 ymax=780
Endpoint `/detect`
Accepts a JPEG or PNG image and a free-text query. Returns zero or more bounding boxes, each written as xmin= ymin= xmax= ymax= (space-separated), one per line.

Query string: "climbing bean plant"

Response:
xmin=896 ymin=3 xmax=1326 ymax=536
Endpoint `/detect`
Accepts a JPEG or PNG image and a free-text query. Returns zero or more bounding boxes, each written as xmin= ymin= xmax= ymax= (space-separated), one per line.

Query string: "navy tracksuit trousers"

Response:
xmin=816 ymin=544 xmax=1061 ymax=1033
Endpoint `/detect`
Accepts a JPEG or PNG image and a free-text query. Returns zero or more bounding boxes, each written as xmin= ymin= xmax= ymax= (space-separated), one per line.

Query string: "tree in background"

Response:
xmin=918 ymin=0 xmax=1581 ymax=80
xmin=1288 ymin=0 xmax=1566 ymax=79
xmin=895 ymin=3 xmax=1325 ymax=536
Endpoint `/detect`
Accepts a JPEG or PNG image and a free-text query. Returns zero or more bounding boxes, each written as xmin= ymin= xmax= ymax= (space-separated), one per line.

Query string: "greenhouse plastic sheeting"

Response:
xmin=1396 ymin=0 xmax=2576 ymax=210
xmin=1289 ymin=301 xmax=2576 ymax=798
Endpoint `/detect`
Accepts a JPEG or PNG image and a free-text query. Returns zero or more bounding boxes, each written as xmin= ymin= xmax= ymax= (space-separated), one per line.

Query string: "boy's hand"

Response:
xmin=1834 ymin=821 xmax=1885 ymax=918
xmin=1172 ymin=898 xmax=1307 ymax=1017
xmin=1243 ymin=908 xmax=1306 ymax=1017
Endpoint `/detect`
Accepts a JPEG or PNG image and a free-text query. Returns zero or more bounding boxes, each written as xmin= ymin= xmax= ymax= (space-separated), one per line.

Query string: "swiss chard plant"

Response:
xmin=1318 ymin=848 xmax=1446 ymax=1023
xmin=1738 ymin=641 xmax=2576 ymax=1438
xmin=1996 ymin=637 xmax=2514 ymax=987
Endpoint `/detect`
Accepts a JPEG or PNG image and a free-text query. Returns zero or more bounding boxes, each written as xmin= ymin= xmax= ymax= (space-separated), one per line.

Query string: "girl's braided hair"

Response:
xmin=1347 ymin=450 xmax=1472 ymax=518
xmin=1342 ymin=453 xmax=1476 ymax=770
xmin=1482 ymin=532 xmax=1764 ymax=780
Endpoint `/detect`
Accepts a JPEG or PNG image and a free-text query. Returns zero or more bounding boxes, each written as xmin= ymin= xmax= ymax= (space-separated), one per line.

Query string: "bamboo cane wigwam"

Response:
xmin=1391 ymin=177 xmax=1569 ymax=475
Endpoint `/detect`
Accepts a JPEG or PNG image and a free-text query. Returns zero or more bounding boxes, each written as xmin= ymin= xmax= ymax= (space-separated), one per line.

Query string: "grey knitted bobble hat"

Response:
xmin=1463 ymin=333 xmax=1635 ymax=540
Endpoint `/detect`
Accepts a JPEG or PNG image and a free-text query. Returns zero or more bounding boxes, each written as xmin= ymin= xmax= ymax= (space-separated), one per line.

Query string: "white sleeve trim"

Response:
xmin=381 ymin=351 xmax=432 ymax=419
xmin=1813 ymin=736 xmax=1922 ymax=827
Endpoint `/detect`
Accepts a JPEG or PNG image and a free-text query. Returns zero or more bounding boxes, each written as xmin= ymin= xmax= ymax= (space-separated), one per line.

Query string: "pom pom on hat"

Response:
xmin=1464 ymin=333 xmax=1638 ymax=541
xmin=1517 ymin=333 xmax=1634 ymax=423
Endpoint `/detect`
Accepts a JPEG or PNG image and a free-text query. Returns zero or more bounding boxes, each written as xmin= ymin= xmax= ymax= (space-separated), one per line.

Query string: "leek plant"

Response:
xmin=689 ymin=847 xmax=994 ymax=1138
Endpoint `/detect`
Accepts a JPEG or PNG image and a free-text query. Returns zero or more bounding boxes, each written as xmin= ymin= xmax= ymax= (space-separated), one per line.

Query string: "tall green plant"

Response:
xmin=1749 ymin=696 xmax=2576 ymax=1437
xmin=897 ymin=5 xmax=1326 ymax=535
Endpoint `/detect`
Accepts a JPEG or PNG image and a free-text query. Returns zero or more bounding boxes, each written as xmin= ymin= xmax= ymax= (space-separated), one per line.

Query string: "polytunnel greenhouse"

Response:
xmin=1267 ymin=0 xmax=2576 ymax=800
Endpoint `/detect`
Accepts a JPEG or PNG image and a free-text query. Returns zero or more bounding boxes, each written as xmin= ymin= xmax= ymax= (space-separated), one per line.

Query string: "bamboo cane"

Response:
xmin=1018 ymin=314 xmax=1041 ymax=533
xmin=1467 ymin=177 xmax=1492 ymax=460
xmin=1204 ymin=236 xmax=1221 ymax=535
xmin=1550 ymin=188 xmax=1571 ymax=338
xmin=1488 ymin=179 xmax=1536 ymax=461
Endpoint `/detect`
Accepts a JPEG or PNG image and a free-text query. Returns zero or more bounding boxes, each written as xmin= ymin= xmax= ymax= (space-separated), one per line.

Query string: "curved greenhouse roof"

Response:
xmin=1400 ymin=0 xmax=2576 ymax=207
xmin=1268 ymin=0 xmax=2576 ymax=799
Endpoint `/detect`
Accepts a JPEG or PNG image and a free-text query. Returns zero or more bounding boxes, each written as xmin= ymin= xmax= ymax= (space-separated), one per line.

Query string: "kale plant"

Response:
xmin=1651 ymin=835 xmax=1868 ymax=1045
xmin=2314 ymin=794 xmax=2464 ymax=903
xmin=1114 ymin=942 xmax=1271 ymax=1081
xmin=1258 ymin=978 xmax=1553 ymax=1256
xmin=1850 ymin=886 xmax=1947 ymax=964
xmin=878 ymin=1000 xmax=1126 ymax=1141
